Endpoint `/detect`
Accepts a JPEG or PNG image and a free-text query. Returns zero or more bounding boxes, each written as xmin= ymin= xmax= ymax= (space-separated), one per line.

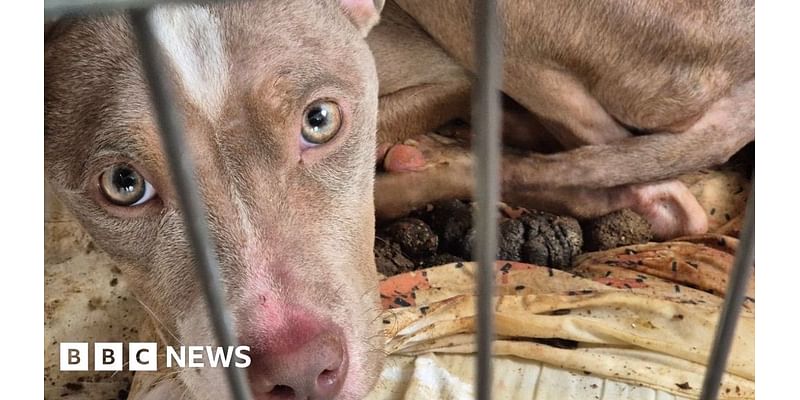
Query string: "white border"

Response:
xmin=757 ymin=2 xmax=800 ymax=399
xmin=0 ymin=0 xmax=43 ymax=396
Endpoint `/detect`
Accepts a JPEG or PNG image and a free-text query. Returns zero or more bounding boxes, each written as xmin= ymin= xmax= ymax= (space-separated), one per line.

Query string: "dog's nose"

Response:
xmin=247 ymin=315 xmax=347 ymax=400
xmin=262 ymin=332 xmax=346 ymax=399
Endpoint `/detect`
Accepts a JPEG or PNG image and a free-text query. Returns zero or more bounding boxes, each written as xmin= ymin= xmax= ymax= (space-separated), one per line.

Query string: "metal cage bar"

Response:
xmin=471 ymin=1 xmax=503 ymax=399
xmin=129 ymin=8 xmax=252 ymax=400
xmin=43 ymin=0 xmax=756 ymax=399
xmin=700 ymin=186 xmax=755 ymax=399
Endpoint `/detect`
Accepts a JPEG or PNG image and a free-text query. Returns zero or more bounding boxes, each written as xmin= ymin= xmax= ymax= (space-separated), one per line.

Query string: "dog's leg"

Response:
xmin=381 ymin=0 xmax=752 ymax=238
xmin=374 ymin=134 xmax=707 ymax=239
xmin=372 ymin=71 xmax=726 ymax=238
xmin=371 ymin=61 xmax=716 ymax=238
xmin=373 ymin=71 xmax=730 ymax=238
xmin=378 ymin=80 xmax=753 ymax=237
xmin=377 ymin=80 xmax=753 ymax=238
xmin=503 ymin=67 xmax=634 ymax=149
xmin=369 ymin=1 xmax=472 ymax=171
xmin=376 ymin=79 xmax=470 ymax=145
xmin=506 ymin=80 xmax=753 ymax=237
xmin=502 ymin=80 xmax=755 ymax=190
xmin=495 ymin=76 xmax=754 ymax=238
xmin=503 ymin=178 xmax=709 ymax=240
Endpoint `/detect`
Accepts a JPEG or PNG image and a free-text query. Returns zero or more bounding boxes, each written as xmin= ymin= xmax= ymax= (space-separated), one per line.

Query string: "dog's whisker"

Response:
xmin=180 ymin=384 xmax=192 ymax=400
xmin=134 ymin=296 xmax=184 ymax=346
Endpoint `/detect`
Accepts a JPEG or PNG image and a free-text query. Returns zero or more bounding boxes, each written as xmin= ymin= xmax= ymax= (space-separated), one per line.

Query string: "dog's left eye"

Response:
xmin=99 ymin=164 xmax=157 ymax=207
xmin=301 ymin=100 xmax=342 ymax=146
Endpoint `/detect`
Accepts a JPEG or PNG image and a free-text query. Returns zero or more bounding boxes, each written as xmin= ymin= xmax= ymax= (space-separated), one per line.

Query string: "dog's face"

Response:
xmin=46 ymin=1 xmax=384 ymax=398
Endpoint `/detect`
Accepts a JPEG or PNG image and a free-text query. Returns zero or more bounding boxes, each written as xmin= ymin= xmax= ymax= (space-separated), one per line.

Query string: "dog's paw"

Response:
xmin=377 ymin=133 xmax=471 ymax=173
xmin=629 ymin=180 xmax=709 ymax=240
xmin=374 ymin=134 xmax=475 ymax=220
xmin=381 ymin=143 xmax=427 ymax=172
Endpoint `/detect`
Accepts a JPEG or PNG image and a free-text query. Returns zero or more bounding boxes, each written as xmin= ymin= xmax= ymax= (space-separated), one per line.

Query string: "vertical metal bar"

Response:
xmin=472 ymin=0 xmax=503 ymax=399
xmin=130 ymin=9 xmax=252 ymax=400
xmin=699 ymin=183 xmax=755 ymax=400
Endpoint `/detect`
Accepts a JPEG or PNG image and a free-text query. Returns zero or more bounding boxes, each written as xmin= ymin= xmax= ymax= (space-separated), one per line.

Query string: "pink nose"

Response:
xmin=247 ymin=314 xmax=347 ymax=400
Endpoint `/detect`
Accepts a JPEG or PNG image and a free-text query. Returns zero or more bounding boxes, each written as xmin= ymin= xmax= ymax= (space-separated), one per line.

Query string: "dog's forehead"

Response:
xmin=149 ymin=2 xmax=370 ymax=122
xmin=151 ymin=6 xmax=229 ymax=121
xmin=46 ymin=0 xmax=369 ymax=120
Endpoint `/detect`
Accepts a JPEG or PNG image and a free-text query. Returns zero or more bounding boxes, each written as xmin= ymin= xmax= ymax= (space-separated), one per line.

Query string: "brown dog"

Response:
xmin=45 ymin=0 xmax=754 ymax=399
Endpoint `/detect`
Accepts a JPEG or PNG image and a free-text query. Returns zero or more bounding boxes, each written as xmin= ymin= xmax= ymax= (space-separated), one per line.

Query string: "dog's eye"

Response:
xmin=301 ymin=100 xmax=341 ymax=146
xmin=99 ymin=164 xmax=156 ymax=207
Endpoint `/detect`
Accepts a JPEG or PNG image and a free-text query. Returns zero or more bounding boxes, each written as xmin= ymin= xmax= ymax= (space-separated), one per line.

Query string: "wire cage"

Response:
xmin=44 ymin=1 xmax=756 ymax=399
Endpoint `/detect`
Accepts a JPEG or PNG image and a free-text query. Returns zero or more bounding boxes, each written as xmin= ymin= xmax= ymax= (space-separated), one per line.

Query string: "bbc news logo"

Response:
xmin=60 ymin=342 xmax=251 ymax=371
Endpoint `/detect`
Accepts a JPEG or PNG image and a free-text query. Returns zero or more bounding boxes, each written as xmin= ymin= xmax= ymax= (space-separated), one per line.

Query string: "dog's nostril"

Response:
xmin=268 ymin=385 xmax=295 ymax=399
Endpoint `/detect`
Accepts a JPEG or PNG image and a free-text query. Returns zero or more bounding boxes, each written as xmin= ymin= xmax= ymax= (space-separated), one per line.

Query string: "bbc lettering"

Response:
xmin=60 ymin=342 xmax=251 ymax=371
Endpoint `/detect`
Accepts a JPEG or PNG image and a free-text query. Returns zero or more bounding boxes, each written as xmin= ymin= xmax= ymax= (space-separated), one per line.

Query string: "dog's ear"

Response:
xmin=339 ymin=0 xmax=385 ymax=36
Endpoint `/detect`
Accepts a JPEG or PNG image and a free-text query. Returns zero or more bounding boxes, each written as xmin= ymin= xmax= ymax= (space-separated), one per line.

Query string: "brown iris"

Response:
xmin=99 ymin=164 xmax=153 ymax=206
xmin=301 ymin=100 xmax=342 ymax=145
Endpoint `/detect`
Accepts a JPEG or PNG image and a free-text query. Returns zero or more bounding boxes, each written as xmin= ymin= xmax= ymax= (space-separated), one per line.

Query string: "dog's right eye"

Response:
xmin=301 ymin=100 xmax=342 ymax=146
xmin=99 ymin=164 xmax=156 ymax=207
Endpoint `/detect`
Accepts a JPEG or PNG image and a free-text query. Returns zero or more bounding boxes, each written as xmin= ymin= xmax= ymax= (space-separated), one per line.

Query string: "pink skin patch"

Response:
xmin=382 ymin=144 xmax=427 ymax=172
xmin=246 ymin=304 xmax=324 ymax=355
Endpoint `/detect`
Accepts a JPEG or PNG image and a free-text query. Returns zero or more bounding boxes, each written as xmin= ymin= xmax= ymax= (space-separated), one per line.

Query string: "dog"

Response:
xmin=44 ymin=0 xmax=754 ymax=399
